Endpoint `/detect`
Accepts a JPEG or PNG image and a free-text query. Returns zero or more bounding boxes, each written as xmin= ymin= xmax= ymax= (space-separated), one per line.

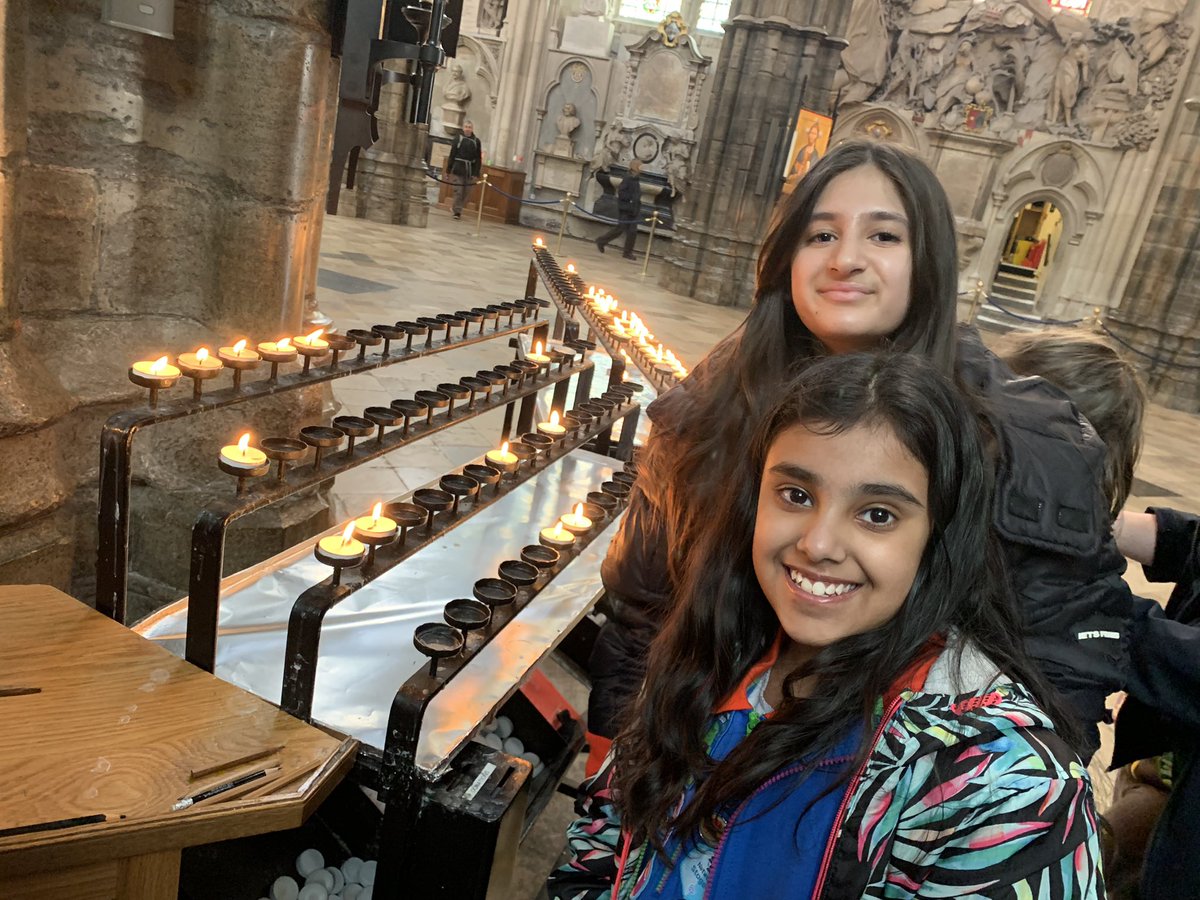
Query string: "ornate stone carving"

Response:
xmin=440 ymin=63 xmax=471 ymax=135
xmin=477 ymin=0 xmax=506 ymax=32
xmin=656 ymin=12 xmax=688 ymax=48
xmin=664 ymin=141 xmax=692 ymax=196
xmin=592 ymin=118 xmax=628 ymax=171
xmin=835 ymin=0 xmax=1192 ymax=151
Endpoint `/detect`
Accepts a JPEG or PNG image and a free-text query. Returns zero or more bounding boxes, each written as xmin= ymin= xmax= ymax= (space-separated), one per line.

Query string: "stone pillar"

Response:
xmin=658 ymin=1 xmax=849 ymax=308
xmin=7 ymin=0 xmax=339 ymax=616
xmin=348 ymin=77 xmax=433 ymax=227
xmin=1106 ymin=53 xmax=1200 ymax=411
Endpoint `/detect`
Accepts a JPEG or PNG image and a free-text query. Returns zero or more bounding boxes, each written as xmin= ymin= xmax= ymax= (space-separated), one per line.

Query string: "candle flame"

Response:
xmin=371 ymin=501 xmax=382 ymax=525
xmin=196 ymin=348 xmax=209 ymax=362
xmin=566 ymin=263 xmax=576 ymax=273
xmin=534 ymin=237 xmax=545 ymax=247
xmin=554 ymin=523 xmax=570 ymax=539
xmin=278 ymin=337 xmax=292 ymax=350
xmin=237 ymin=432 xmax=251 ymax=457
xmin=550 ymin=411 xmax=560 ymax=427
xmin=500 ymin=441 xmax=509 ymax=455
xmin=341 ymin=521 xmax=355 ymax=547
xmin=305 ymin=328 xmax=324 ymax=343
xmin=573 ymin=502 xmax=584 ymax=518
xmin=150 ymin=356 xmax=168 ymax=374
xmin=534 ymin=341 xmax=543 ymax=355
xmin=233 ymin=339 xmax=247 ymax=354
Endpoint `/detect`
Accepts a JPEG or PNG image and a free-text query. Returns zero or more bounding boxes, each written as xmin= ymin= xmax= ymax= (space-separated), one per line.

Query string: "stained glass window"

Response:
xmin=618 ymin=0 xmax=662 ymax=20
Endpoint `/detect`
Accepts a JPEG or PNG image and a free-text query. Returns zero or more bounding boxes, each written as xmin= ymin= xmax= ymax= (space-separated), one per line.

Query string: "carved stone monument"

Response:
xmin=440 ymin=63 xmax=471 ymax=136
xmin=553 ymin=103 xmax=581 ymax=157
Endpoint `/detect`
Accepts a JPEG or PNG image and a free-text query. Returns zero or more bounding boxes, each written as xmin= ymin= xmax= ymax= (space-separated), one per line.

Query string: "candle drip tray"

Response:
xmin=134 ymin=448 xmax=622 ymax=777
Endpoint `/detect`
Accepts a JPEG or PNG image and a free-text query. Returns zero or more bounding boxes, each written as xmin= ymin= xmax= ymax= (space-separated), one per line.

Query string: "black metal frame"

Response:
xmin=371 ymin=463 xmax=633 ymax=897
xmin=97 ymin=307 xmax=545 ymax=624
xmin=529 ymin=248 xmax=683 ymax=395
xmin=277 ymin=399 xmax=637 ymax=721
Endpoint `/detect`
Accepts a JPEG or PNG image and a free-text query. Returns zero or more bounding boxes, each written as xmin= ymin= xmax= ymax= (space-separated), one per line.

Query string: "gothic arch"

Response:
xmin=458 ymin=34 xmax=501 ymax=108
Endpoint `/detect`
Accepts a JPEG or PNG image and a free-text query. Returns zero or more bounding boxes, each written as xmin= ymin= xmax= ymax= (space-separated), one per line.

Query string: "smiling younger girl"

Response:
xmin=551 ymin=353 xmax=1102 ymax=900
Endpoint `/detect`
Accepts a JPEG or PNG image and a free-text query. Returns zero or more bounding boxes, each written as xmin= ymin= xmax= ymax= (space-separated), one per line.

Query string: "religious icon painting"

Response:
xmin=964 ymin=103 xmax=993 ymax=131
xmin=782 ymin=109 xmax=833 ymax=194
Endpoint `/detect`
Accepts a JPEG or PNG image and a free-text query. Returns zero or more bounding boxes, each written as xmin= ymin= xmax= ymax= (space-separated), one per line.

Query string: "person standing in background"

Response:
xmin=447 ymin=121 xmax=482 ymax=220
xmin=595 ymin=160 xmax=643 ymax=260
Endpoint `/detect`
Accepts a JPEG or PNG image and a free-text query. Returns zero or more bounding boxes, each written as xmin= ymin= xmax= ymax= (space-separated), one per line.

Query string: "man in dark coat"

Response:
xmin=447 ymin=121 xmax=482 ymax=220
xmin=595 ymin=160 xmax=643 ymax=260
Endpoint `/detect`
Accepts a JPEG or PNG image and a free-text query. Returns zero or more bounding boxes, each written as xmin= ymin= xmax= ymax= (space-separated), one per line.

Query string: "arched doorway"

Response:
xmin=991 ymin=199 xmax=1064 ymax=318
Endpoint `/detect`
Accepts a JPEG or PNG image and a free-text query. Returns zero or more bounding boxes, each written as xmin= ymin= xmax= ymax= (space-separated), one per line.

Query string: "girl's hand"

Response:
xmin=1113 ymin=511 xmax=1157 ymax=565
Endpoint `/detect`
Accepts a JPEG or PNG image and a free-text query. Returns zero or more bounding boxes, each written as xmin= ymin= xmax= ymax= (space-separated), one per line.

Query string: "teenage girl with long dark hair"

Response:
xmin=551 ymin=353 xmax=1102 ymax=899
xmin=589 ymin=140 xmax=1185 ymax=770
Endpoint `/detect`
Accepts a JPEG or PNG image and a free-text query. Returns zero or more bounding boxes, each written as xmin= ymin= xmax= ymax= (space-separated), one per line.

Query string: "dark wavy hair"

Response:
xmin=641 ymin=141 xmax=960 ymax=590
xmin=615 ymin=353 xmax=1075 ymax=854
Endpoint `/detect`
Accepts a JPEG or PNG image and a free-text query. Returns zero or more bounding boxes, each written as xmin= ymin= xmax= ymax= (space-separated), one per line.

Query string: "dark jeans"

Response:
xmin=451 ymin=171 xmax=472 ymax=215
xmin=597 ymin=220 xmax=637 ymax=257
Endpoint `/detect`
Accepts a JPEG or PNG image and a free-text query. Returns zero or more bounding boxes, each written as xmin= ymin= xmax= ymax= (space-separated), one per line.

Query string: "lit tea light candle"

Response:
xmin=315 ymin=522 xmax=366 ymax=584
xmin=130 ymin=355 xmax=181 ymax=385
xmin=566 ymin=263 xmax=576 ymax=275
xmin=527 ymin=341 xmax=551 ymax=365
xmin=539 ymin=521 xmax=576 ymax=550
xmin=354 ymin=502 xmax=398 ymax=540
xmin=294 ymin=328 xmax=329 ymax=352
xmin=537 ymin=411 xmax=567 ymax=439
xmin=218 ymin=338 xmax=259 ymax=365
xmin=219 ymin=432 xmax=268 ymax=471
xmin=257 ymin=336 xmax=298 ymax=363
xmin=586 ymin=286 xmax=596 ymax=298
xmin=533 ymin=236 xmax=545 ymax=248
xmin=560 ymin=503 xmax=593 ymax=535
xmin=178 ymin=347 xmax=222 ymax=375
xmin=485 ymin=441 xmax=519 ymax=473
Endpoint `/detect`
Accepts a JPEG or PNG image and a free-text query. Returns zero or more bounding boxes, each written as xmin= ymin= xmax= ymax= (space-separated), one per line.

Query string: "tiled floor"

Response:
xmin=315 ymin=206 xmax=1200 ymax=896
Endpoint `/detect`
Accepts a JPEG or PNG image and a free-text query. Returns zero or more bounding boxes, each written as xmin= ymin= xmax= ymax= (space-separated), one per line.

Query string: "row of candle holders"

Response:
xmin=533 ymin=248 xmax=689 ymax=389
xmin=127 ymin=298 xmax=546 ymax=406
xmin=409 ymin=457 xmax=639 ymax=677
xmin=308 ymin=379 xmax=642 ymax=586
xmin=215 ymin=344 xmax=623 ymax=493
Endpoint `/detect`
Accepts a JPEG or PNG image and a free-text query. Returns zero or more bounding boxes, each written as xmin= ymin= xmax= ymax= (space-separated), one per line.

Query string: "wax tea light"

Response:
xmin=257 ymin=336 xmax=298 ymax=363
xmin=130 ymin=355 xmax=180 ymax=385
xmin=485 ymin=440 xmax=519 ymax=473
xmin=527 ymin=341 xmax=551 ymax=365
xmin=177 ymin=347 xmax=222 ymax=376
xmin=217 ymin=338 xmax=259 ymax=366
xmin=317 ymin=522 xmax=365 ymax=563
xmin=539 ymin=522 xmax=576 ymax=550
xmin=559 ymin=503 xmax=593 ymax=535
xmin=533 ymin=236 xmax=545 ymax=248
xmin=293 ymin=328 xmax=329 ymax=355
xmin=566 ymin=262 xmax=576 ymax=274
xmin=537 ymin=411 xmax=566 ymax=439
xmin=219 ymin=432 xmax=268 ymax=471
xmin=354 ymin=502 xmax=398 ymax=541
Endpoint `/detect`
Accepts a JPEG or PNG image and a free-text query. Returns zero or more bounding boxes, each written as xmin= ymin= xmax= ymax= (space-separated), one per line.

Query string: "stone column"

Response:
xmin=9 ymin=0 xmax=339 ymax=616
xmin=348 ymin=76 xmax=434 ymax=227
xmin=658 ymin=1 xmax=849 ymax=308
xmin=1106 ymin=54 xmax=1200 ymax=411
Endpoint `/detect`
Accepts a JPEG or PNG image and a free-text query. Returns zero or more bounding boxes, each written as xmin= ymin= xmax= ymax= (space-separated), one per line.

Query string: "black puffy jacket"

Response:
xmin=592 ymin=328 xmax=1168 ymax=761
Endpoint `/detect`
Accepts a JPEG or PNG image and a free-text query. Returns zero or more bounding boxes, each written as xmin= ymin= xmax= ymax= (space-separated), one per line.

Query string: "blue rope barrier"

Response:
xmin=1098 ymin=322 xmax=1200 ymax=372
xmin=570 ymin=202 xmax=650 ymax=226
xmin=984 ymin=295 xmax=1084 ymax=327
xmin=423 ymin=168 xmax=466 ymax=186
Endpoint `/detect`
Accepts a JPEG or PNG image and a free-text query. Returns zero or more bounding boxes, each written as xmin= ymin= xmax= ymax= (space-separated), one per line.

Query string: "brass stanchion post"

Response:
xmin=475 ymin=172 xmax=489 ymax=238
xmin=967 ymin=278 xmax=984 ymax=324
xmin=557 ymin=192 xmax=574 ymax=254
xmin=641 ymin=210 xmax=660 ymax=278
xmin=1091 ymin=306 xmax=1104 ymax=334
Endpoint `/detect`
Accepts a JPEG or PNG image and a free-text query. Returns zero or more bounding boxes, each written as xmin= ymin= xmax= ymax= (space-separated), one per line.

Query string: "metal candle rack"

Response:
xmin=370 ymin=462 xmax=638 ymax=898
xmin=527 ymin=247 xmax=683 ymax=394
xmin=274 ymin=397 xmax=640 ymax=720
xmin=98 ymin=300 xmax=548 ymax=623
xmin=185 ymin=352 xmax=615 ymax=674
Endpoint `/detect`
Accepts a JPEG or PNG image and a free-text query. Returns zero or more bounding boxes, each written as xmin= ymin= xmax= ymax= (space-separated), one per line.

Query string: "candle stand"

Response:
xmin=99 ymin=304 xmax=548 ymax=623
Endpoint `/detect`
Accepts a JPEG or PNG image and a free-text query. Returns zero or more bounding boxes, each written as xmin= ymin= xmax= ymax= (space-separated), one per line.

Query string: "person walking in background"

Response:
xmin=596 ymin=160 xmax=643 ymax=260
xmin=447 ymin=121 xmax=482 ymax=220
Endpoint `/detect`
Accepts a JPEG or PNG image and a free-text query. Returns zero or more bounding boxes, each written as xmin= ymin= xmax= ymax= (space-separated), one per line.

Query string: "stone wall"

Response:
xmin=2 ymin=0 xmax=339 ymax=618
xmin=1107 ymin=51 xmax=1200 ymax=411
xmin=659 ymin=1 xmax=850 ymax=308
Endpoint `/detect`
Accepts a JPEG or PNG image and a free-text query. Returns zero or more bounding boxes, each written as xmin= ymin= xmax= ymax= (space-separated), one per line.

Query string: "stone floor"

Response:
xmin=315 ymin=206 xmax=1198 ymax=898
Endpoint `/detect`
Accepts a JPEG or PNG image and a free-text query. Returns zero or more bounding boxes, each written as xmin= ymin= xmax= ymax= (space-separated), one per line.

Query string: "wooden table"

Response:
xmin=437 ymin=164 xmax=527 ymax=224
xmin=0 ymin=585 xmax=357 ymax=899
